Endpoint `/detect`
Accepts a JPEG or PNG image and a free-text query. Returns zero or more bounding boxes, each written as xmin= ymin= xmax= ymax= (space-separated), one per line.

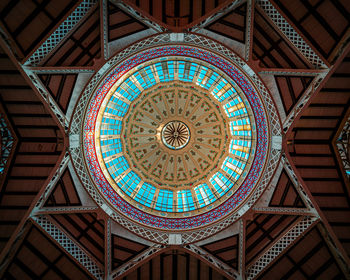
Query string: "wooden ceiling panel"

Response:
xmin=272 ymin=0 xmax=350 ymax=62
xmin=51 ymin=213 xmax=105 ymax=264
xmin=2 ymin=224 xmax=93 ymax=279
xmin=108 ymin=3 xmax=148 ymax=42
xmin=38 ymin=74 xmax=78 ymax=113
xmin=246 ymin=214 xmax=300 ymax=265
xmin=43 ymin=4 xmax=100 ymax=67
xmin=201 ymin=235 xmax=239 ymax=269
xmin=0 ymin=46 xmax=62 ymax=254
xmin=256 ymin=225 xmax=345 ymax=279
xmin=275 ymin=76 xmax=313 ymax=115
xmin=0 ymin=0 xmax=77 ymax=59
xmin=253 ymin=10 xmax=310 ymax=69
xmin=269 ymin=170 xmax=305 ymax=208
xmin=112 ymin=234 xmax=149 ymax=270
xmin=45 ymin=169 xmax=81 ymax=207
xmin=288 ymin=52 xmax=350 ymax=257
xmin=206 ymin=4 xmax=246 ymax=43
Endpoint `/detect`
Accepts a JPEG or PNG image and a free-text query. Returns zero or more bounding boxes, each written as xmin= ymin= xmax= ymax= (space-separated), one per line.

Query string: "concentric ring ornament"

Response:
xmin=69 ymin=33 xmax=282 ymax=244
xmin=161 ymin=121 xmax=190 ymax=150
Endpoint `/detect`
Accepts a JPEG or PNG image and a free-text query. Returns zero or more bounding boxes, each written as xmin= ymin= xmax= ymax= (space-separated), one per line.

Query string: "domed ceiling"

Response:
xmin=70 ymin=35 xmax=280 ymax=236
xmin=0 ymin=1 xmax=350 ymax=279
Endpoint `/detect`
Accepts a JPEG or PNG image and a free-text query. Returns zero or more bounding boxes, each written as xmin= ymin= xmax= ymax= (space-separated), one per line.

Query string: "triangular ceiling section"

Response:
xmin=200 ymin=234 xmax=239 ymax=270
xmin=270 ymin=0 xmax=350 ymax=63
xmin=108 ymin=2 xmax=149 ymax=42
xmin=269 ymin=170 xmax=306 ymax=208
xmin=206 ymin=3 xmax=246 ymax=44
xmin=245 ymin=214 xmax=301 ymax=266
xmin=275 ymin=75 xmax=314 ymax=116
xmin=50 ymin=213 xmax=105 ymax=265
xmin=1 ymin=224 xmax=93 ymax=279
xmin=112 ymin=234 xmax=149 ymax=270
xmin=41 ymin=3 xmax=101 ymax=67
xmin=255 ymin=224 xmax=345 ymax=279
xmin=125 ymin=0 xmax=232 ymax=29
xmin=119 ymin=249 xmax=231 ymax=280
xmin=44 ymin=168 xmax=81 ymax=207
xmin=253 ymin=8 xmax=312 ymax=69
xmin=37 ymin=74 xmax=78 ymax=114
xmin=0 ymin=1 xmax=78 ymax=61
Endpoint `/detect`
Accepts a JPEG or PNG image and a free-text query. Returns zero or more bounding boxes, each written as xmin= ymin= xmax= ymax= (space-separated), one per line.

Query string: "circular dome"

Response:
xmin=70 ymin=33 xmax=281 ymax=242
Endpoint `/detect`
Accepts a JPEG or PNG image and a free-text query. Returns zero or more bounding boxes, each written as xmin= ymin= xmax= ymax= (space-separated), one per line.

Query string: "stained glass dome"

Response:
xmin=70 ymin=33 xmax=281 ymax=241
xmin=94 ymin=57 xmax=256 ymax=218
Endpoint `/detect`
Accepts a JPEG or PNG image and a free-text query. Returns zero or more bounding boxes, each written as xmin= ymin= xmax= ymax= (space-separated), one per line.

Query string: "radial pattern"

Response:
xmin=95 ymin=57 xmax=256 ymax=216
xmin=161 ymin=120 xmax=190 ymax=150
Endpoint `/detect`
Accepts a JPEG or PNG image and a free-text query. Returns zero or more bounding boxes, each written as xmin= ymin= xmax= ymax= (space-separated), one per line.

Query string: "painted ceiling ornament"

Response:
xmin=70 ymin=33 xmax=282 ymax=244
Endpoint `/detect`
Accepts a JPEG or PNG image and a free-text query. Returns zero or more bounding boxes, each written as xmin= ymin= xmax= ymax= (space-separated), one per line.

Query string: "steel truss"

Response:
xmin=24 ymin=0 xmax=98 ymax=66
xmin=32 ymin=215 xmax=104 ymax=279
xmin=256 ymin=0 xmax=327 ymax=68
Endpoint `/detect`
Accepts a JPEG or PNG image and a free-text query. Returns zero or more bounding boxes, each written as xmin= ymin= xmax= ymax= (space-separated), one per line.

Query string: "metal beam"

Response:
xmin=32 ymin=215 xmax=104 ymax=279
xmin=189 ymin=0 xmax=246 ymax=32
xmin=256 ymin=0 xmax=327 ymax=68
xmin=259 ymin=68 xmax=325 ymax=76
xmin=246 ymin=216 xmax=318 ymax=279
xmin=24 ymin=0 xmax=98 ymax=66
xmin=282 ymin=154 xmax=350 ymax=278
xmin=110 ymin=0 xmax=166 ymax=32
xmin=183 ymin=244 xmax=240 ymax=279
xmin=253 ymin=206 xmax=315 ymax=216
xmin=110 ymin=244 xmax=165 ymax=279
xmin=29 ymin=66 xmax=95 ymax=74
xmin=238 ymin=219 xmax=246 ymax=280
xmin=244 ymin=0 xmax=254 ymax=61
xmin=100 ymin=0 xmax=109 ymax=60
xmin=104 ymin=218 xmax=112 ymax=278
xmin=35 ymin=206 xmax=99 ymax=215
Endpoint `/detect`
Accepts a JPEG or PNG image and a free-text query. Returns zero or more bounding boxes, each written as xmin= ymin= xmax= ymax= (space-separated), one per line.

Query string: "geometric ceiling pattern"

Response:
xmin=0 ymin=0 xmax=349 ymax=279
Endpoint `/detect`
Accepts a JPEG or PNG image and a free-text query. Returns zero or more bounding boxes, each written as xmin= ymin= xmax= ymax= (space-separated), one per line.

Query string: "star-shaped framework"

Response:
xmin=0 ymin=0 xmax=349 ymax=279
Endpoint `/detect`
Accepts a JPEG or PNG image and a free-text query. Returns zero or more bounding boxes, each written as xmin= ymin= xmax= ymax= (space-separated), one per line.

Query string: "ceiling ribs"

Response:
xmin=24 ymin=0 xmax=98 ymax=66
xmin=1 ymin=224 xmax=93 ymax=279
xmin=256 ymin=0 xmax=327 ymax=68
xmin=205 ymin=3 xmax=246 ymax=44
xmin=110 ymin=0 xmax=166 ymax=32
xmin=272 ymin=0 xmax=350 ymax=64
xmin=189 ymin=0 xmax=245 ymax=32
xmin=245 ymin=0 xmax=254 ymax=61
xmin=0 ymin=0 xmax=78 ymax=61
xmin=246 ymin=216 xmax=318 ymax=279
xmin=32 ymin=215 xmax=103 ymax=279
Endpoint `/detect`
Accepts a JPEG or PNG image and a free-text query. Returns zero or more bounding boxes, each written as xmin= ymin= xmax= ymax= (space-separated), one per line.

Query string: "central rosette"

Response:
xmin=122 ymin=81 xmax=230 ymax=188
xmin=161 ymin=121 xmax=190 ymax=150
